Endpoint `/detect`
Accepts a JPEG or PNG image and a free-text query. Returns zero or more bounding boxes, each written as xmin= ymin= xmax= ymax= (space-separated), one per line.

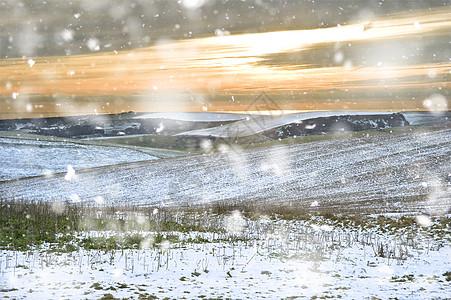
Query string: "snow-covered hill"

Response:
xmin=2 ymin=126 xmax=450 ymax=215
xmin=0 ymin=135 xmax=187 ymax=181
xmin=175 ymin=111 xmax=399 ymax=138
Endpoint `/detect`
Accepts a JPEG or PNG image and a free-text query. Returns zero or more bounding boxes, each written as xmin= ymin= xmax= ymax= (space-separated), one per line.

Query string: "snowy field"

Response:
xmin=1 ymin=125 xmax=450 ymax=299
xmin=0 ymin=135 xmax=187 ymax=181
xmin=1 ymin=214 xmax=450 ymax=299
xmin=1 ymin=126 xmax=450 ymax=215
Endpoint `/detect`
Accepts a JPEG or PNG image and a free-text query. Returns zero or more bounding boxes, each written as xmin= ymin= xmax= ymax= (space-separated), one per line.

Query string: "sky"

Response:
xmin=0 ymin=0 xmax=450 ymax=118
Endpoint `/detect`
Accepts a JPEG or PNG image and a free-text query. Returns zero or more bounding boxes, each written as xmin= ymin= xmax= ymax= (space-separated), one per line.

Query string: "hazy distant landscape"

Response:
xmin=1 ymin=0 xmax=450 ymax=299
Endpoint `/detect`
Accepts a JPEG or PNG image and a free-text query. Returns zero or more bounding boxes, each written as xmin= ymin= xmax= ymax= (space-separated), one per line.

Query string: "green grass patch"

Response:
xmin=0 ymin=199 xmax=80 ymax=251
xmin=443 ymin=271 xmax=451 ymax=281
xmin=1 ymin=198 xmax=449 ymax=252
xmin=0 ymin=199 xmax=218 ymax=251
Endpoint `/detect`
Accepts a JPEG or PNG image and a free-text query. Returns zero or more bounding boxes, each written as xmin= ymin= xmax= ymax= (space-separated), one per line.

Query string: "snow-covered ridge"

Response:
xmin=174 ymin=111 xmax=450 ymax=138
xmin=0 ymin=112 xmax=243 ymax=139
xmin=1 ymin=111 xmax=448 ymax=140
xmin=175 ymin=111 xmax=403 ymax=138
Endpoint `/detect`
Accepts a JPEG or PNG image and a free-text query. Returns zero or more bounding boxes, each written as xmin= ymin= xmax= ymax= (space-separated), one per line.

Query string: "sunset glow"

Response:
xmin=1 ymin=7 xmax=450 ymax=118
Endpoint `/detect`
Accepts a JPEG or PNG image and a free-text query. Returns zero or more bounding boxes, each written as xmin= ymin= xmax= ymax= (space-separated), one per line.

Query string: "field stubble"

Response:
xmin=0 ymin=199 xmax=450 ymax=299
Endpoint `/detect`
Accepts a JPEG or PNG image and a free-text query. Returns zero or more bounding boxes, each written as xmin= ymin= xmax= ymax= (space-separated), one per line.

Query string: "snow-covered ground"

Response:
xmin=1 ymin=215 xmax=450 ymax=299
xmin=1 ymin=121 xmax=450 ymax=299
xmin=1 ymin=127 xmax=450 ymax=215
xmin=0 ymin=136 xmax=186 ymax=181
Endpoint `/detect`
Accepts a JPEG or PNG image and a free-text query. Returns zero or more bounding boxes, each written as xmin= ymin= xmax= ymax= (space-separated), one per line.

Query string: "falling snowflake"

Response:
xmin=64 ymin=165 xmax=76 ymax=181
xmin=94 ymin=196 xmax=105 ymax=205
xmin=51 ymin=200 xmax=66 ymax=214
xmin=86 ymin=38 xmax=100 ymax=52
xmin=156 ymin=123 xmax=165 ymax=133
xmin=225 ymin=210 xmax=246 ymax=234
xmin=310 ymin=201 xmax=319 ymax=207
xmin=27 ymin=59 xmax=35 ymax=67
xmin=415 ymin=215 xmax=432 ymax=227
xmin=69 ymin=194 xmax=81 ymax=203
xmin=423 ymin=94 xmax=448 ymax=115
